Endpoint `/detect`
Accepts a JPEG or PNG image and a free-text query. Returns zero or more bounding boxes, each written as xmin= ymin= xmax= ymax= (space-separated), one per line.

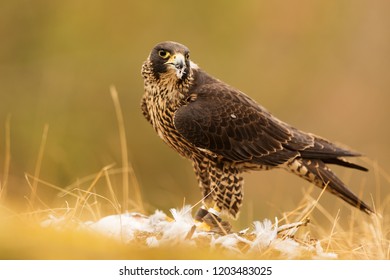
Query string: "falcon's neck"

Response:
xmin=142 ymin=59 xmax=194 ymax=98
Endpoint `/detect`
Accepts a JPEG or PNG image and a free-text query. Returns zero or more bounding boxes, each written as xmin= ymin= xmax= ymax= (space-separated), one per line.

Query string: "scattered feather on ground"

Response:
xmin=41 ymin=205 xmax=337 ymax=259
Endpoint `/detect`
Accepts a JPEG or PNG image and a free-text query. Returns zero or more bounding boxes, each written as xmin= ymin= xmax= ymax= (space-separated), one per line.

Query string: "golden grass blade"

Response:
xmin=325 ymin=209 xmax=340 ymax=252
xmin=0 ymin=115 xmax=11 ymax=201
xmin=29 ymin=124 xmax=49 ymax=208
xmin=110 ymin=86 xmax=144 ymax=213
xmin=103 ymin=167 xmax=121 ymax=214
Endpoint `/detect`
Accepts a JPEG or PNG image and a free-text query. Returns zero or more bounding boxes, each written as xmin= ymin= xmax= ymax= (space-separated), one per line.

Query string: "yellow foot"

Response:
xmin=194 ymin=206 xmax=232 ymax=235
xmin=195 ymin=220 xmax=212 ymax=232
xmin=203 ymin=212 xmax=232 ymax=235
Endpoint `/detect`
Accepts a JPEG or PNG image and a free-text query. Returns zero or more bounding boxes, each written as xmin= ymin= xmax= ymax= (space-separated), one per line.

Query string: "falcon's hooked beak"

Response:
xmin=165 ymin=53 xmax=186 ymax=79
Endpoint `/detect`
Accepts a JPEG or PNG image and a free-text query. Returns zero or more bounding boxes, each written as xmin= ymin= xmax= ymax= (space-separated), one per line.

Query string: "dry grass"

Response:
xmin=0 ymin=88 xmax=389 ymax=260
xmin=0 ymin=178 xmax=388 ymax=259
xmin=276 ymin=186 xmax=390 ymax=259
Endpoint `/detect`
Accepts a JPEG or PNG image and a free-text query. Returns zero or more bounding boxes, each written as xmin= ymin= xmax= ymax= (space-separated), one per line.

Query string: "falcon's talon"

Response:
xmin=203 ymin=212 xmax=232 ymax=235
xmin=194 ymin=211 xmax=231 ymax=235
xmin=203 ymin=212 xmax=222 ymax=224
xmin=194 ymin=207 xmax=209 ymax=222
xmin=141 ymin=41 xmax=373 ymax=226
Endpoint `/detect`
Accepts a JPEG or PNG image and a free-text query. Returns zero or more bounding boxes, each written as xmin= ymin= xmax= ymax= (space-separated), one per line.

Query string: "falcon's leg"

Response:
xmin=192 ymin=158 xmax=213 ymax=221
xmin=193 ymin=158 xmax=212 ymax=210
xmin=210 ymin=163 xmax=244 ymax=220
xmin=193 ymin=159 xmax=243 ymax=234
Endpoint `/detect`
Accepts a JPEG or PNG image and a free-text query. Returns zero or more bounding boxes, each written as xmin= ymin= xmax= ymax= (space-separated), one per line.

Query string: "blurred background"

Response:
xmin=0 ymin=0 xmax=389 ymax=229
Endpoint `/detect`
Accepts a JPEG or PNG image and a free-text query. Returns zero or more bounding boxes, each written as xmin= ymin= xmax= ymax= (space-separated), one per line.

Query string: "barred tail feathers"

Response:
xmin=285 ymin=158 xmax=373 ymax=215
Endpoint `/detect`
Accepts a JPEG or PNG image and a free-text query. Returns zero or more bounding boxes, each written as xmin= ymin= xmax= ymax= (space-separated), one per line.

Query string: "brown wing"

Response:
xmin=174 ymin=69 xmax=367 ymax=168
xmin=174 ymin=70 xmax=306 ymax=166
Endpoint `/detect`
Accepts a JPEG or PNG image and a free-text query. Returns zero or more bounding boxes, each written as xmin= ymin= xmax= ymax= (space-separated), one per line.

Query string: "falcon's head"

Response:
xmin=145 ymin=41 xmax=193 ymax=83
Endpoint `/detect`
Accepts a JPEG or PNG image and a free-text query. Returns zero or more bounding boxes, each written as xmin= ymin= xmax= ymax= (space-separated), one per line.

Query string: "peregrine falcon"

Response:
xmin=141 ymin=41 xmax=372 ymax=229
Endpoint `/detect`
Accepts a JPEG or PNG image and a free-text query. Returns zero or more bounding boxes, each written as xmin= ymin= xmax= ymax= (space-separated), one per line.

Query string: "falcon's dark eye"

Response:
xmin=185 ymin=53 xmax=190 ymax=60
xmin=158 ymin=49 xmax=170 ymax=59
